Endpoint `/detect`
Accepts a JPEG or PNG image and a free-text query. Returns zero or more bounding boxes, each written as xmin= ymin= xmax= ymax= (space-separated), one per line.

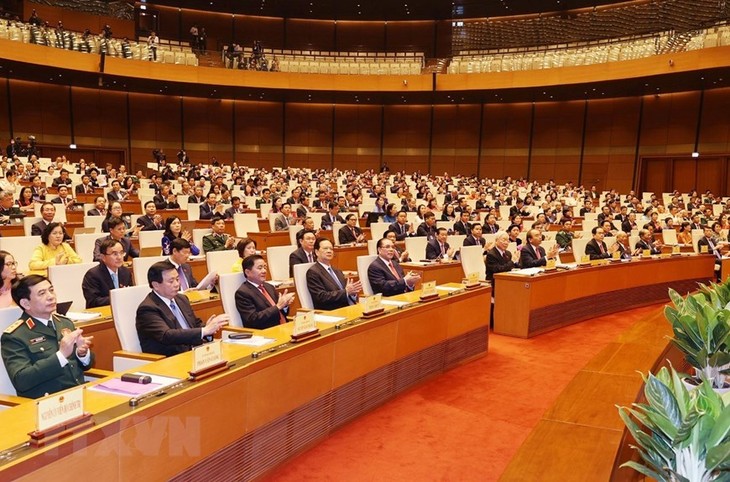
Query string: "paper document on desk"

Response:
xmin=89 ymin=373 xmax=181 ymax=397
xmin=313 ymin=314 xmax=346 ymax=323
xmin=188 ymin=255 xmax=206 ymax=261
xmin=510 ymin=268 xmax=543 ymax=276
xmin=381 ymin=299 xmax=409 ymax=307
xmin=436 ymin=286 xmax=461 ymax=292
xmin=406 ymin=261 xmax=433 ymax=266
xmin=268 ymin=280 xmax=285 ymax=287
xmin=557 ymin=263 xmax=577 ymax=270
xmin=65 ymin=311 xmax=102 ymax=321
xmin=223 ymin=335 xmax=275 ymax=347
xmin=196 ymin=271 xmax=218 ymax=289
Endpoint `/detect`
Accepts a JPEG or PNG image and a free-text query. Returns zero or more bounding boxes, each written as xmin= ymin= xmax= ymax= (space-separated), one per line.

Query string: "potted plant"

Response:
xmin=617 ymin=366 xmax=730 ymax=481
xmin=665 ymin=288 xmax=730 ymax=390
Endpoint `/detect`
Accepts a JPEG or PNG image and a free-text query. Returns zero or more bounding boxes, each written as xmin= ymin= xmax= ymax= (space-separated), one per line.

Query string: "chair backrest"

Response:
xmin=357 ymin=255 xmax=378 ymax=296
xmin=131 ymin=256 xmax=166 ymax=285
xmin=206 ymin=250 xmax=239 ymax=275
xmin=219 ymin=272 xmax=246 ymax=327
xmin=268 ymin=212 xmax=278 ymax=231
xmin=571 ymin=237 xmax=590 ymax=258
xmin=233 ymin=213 xmax=259 ymax=236
xmin=138 ymin=230 xmax=164 ymax=250
xmin=692 ymin=230 xmax=705 ymax=253
xmin=73 ymin=232 xmax=108 ymax=264
xmin=0 ymin=235 xmax=43 ymax=274
xmin=289 ymin=225 xmax=303 ymax=246
xmin=259 ymin=203 xmax=272 ymax=218
xmin=662 ymin=229 xmax=678 ymax=245
xmin=110 ymin=285 xmax=152 ymax=353
xmin=23 ymin=216 xmax=41 ymax=236
xmin=460 ymin=245 xmax=486 ymax=280
xmin=370 ymin=222 xmax=390 ymax=241
xmin=308 ymin=212 xmax=325 ymax=230
xmin=447 ymin=234 xmax=466 ymax=251
xmin=405 ymin=237 xmax=428 ymax=261
xmin=332 ymin=222 xmax=344 ymax=246
xmin=83 ymin=215 xmax=104 ymax=232
xmin=367 ymin=239 xmax=378 ymax=255
xmin=193 ymin=228 xmax=211 ymax=251
xmin=293 ymin=262 xmax=316 ymax=310
xmin=48 ymin=262 xmax=97 ymax=310
xmin=0 ymin=306 xmax=23 ymax=395
xmin=266 ymin=245 xmax=297 ymax=280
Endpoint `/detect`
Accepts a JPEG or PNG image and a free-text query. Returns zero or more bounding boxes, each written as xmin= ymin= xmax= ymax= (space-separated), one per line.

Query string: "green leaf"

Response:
xmin=707 ymin=441 xmax=730 ymax=471
xmin=645 ymin=375 xmax=682 ymax=428
xmin=619 ymin=461 xmax=666 ymax=481
xmin=707 ymin=406 xmax=730 ymax=448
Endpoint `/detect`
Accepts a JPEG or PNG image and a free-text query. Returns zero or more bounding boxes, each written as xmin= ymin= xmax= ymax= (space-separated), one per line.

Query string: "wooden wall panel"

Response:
xmin=8 ymin=80 xmax=70 ymax=146
xmin=333 ymin=104 xmax=381 ymax=172
xmin=234 ymin=17 xmax=285 ymax=49
xmin=641 ymin=158 xmax=671 ymax=194
xmin=431 ymin=104 xmax=480 ymax=176
xmin=481 ymin=103 xmax=531 ymax=180
xmin=0 ymin=80 xmax=8 ymax=138
xmin=382 ymin=105 xmax=430 ymax=172
xmin=530 ymin=101 xmax=582 ymax=183
xmin=695 ymin=157 xmax=724 ymax=194
xmin=285 ymin=103 xmax=333 ymax=169
xmin=640 ymin=92 xmax=699 ymax=156
xmin=672 ymin=158 xmax=697 ymax=193
xmin=234 ymin=101 xmax=282 ymax=168
xmin=336 ymin=22 xmax=385 ymax=52
xmin=286 ymin=19 xmax=335 ymax=51
xmin=699 ymin=88 xmax=730 ymax=154
xmin=386 ymin=21 xmax=435 ymax=56
xmin=182 ymin=97 xmax=233 ymax=163
xmin=179 ymin=9 xmax=232 ymax=52
xmin=72 ymin=87 xmax=127 ymax=149
xmin=128 ymin=92 xmax=181 ymax=167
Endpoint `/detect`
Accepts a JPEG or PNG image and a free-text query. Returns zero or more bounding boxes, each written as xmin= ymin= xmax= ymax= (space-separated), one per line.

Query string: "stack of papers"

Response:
xmin=381 ymin=299 xmax=409 ymax=307
xmin=65 ymin=311 xmax=103 ymax=322
xmin=509 ymin=268 xmax=543 ymax=276
xmin=313 ymin=314 xmax=346 ymax=323
xmin=223 ymin=335 xmax=275 ymax=347
xmin=90 ymin=373 xmax=181 ymax=398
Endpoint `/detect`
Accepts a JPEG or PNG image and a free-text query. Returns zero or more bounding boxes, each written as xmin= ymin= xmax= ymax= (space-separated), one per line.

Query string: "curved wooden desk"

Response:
xmin=0 ymin=285 xmax=490 ymax=481
xmin=493 ymin=254 xmax=715 ymax=338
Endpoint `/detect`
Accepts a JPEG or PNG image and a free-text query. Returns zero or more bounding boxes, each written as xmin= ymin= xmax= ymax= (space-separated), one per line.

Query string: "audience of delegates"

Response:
xmin=235 ymin=254 xmax=295 ymax=329
xmin=0 ymin=250 xmax=18 ymax=308
xmin=202 ymin=216 xmax=237 ymax=253
xmin=82 ymin=238 xmax=133 ymax=308
xmin=1 ymin=275 xmax=94 ymax=398
xmin=232 ymin=238 xmax=258 ymax=273
xmin=306 ymin=238 xmax=362 ymax=310
xmin=28 ymin=222 xmax=82 ymax=275
xmin=161 ymin=216 xmax=200 ymax=256
xmin=135 ymin=261 xmax=229 ymax=357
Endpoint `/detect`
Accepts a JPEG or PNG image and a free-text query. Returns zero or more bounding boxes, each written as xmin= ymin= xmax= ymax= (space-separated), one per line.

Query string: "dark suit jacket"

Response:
xmin=171 ymin=261 xmax=197 ymax=290
xmin=338 ymin=225 xmax=362 ymax=244
xmin=82 ymin=263 xmax=133 ymax=308
xmin=136 ymin=215 xmax=163 ymax=231
xmin=199 ymin=202 xmax=219 ymax=220
xmin=425 ymin=239 xmax=450 ymax=260
xmin=31 ymin=220 xmax=71 ymax=241
xmin=86 ymin=208 xmax=105 ymax=216
xmin=483 ymin=223 xmax=499 ymax=234
xmin=153 ymin=194 xmax=179 ymax=210
xmin=453 ymin=220 xmax=471 ymax=236
xmin=519 ymin=243 xmax=547 ymax=268
xmin=321 ymin=213 xmax=345 ymax=230
xmin=698 ymin=237 xmax=722 ymax=260
xmin=367 ymin=257 xmax=409 ymax=296
xmin=107 ymin=190 xmax=124 ymax=202
xmin=224 ymin=206 xmax=244 ymax=220
xmin=296 ymin=205 xmax=311 ymax=218
xmin=93 ymin=235 xmax=139 ymax=261
xmin=136 ymin=292 xmax=207 ymax=357
xmin=585 ymin=239 xmax=611 ymax=259
xmin=486 ymin=247 xmax=516 ymax=281
xmin=463 ymin=235 xmax=486 ymax=248
xmin=289 ymin=248 xmax=316 ymax=277
xmin=388 ymin=222 xmax=410 ymax=241
xmin=306 ymin=263 xmax=351 ymax=311
xmin=416 ymin=223 xmax=437 ymax=240
xmin=621 ymin=220 xmax=637 ymax=233
xmin=235 ymin=281 xmax=288 ymax=330
xmin=188 ymin=195 xmax=205 ymax=204
xmin=75 ymin=183 xmax=95 ymax=195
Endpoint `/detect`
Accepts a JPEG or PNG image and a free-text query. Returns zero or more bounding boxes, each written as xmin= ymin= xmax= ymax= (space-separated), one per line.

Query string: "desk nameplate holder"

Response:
xmin=419 ymin=281 xmax=439 ymax=302
xmin=544 ymin=259 xmax=557 ymax=271
xmin=462 ymin=272 xmax=481 ymax=289
xmin=360 ymin=294 xmax=385 ymax=318
xmin=28 ymin=387 xmax=93 ymax=447
xmin=189 ymin=340 xmax=230 ymax=381
xmin=290 ymin=311 xmax=320 ymax=343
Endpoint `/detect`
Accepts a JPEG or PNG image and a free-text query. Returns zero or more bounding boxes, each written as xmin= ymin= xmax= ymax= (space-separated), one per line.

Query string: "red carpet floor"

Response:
xmin=263 ymin=305 xmax=661 ymax=482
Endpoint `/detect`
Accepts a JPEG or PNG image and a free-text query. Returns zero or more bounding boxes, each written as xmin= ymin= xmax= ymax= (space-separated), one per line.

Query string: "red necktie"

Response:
xmin=535 ymin=246 xmax=541 ymax=259
xmin=599 ymin=242 xmax=605 ymax=254
xmin=258 ymin=284 xmax=286 ymax=324
xmin=388 ymin=261 xmax=400 ymax=280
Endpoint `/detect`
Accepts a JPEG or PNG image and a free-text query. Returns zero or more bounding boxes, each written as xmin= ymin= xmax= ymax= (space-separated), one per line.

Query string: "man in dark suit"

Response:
xmin=482 ymin=213 xmax=499 ymax=235
xmin=338 ymin=214 xmax=365 ymax=244
xmin=168 ymin=238 xmax=218 ymax=291
xmin=86 ymin=196 xmax=107 ymax=216
xmin=50 ymin=185 xmax=75 ymax=210
xmin=93 ymin=217 xmax=139 ymax=261
xmin=188 ymin=186 xmax=205 ymax=204
xmin=367 ymin=237 xmax=420 ymax=296
xmin=296 ymin=197 xmax=312 ymax=219
xmin=75 ymin=174 xmax=95 ymax=195
xmin=289 ymin=229 xmax=317 ymax=277
xmin=519 ymin=229 xmax=559 ymax=268
xmin=1 ymin=275 xmax=94 ymax=399
xmin=486 ymin=232 xmax=518 ymax=281
xmin=136 ymin=261 xmax=229 ymax=357
xmin=463 ymin=223 xmax=487 ymax=249
xmin=200 ymin=193 xmax=225 ymax=220
xmin=453 ymin=211 xmax=471 ymax=236
xmin=224 ymin=196 xmax=246 ymax=219
xmin=585 ymin=226 xmax=617 ymax=260
xmin=426 ymin=228 xmax=455 ymax=261
xmin=51 ymin=169 xmax=73 ymax=188
xmin=152 ymin=184 xmax=180 ymax=210
xmin=634 ymin=228 xmax=662 ymax=255
xmin=509 ymin=199 xmax=530 ymax=220
xmin=82 ymin=238 xmax=133 ymax=308
xmin=235 ymin=254 xmax=295 ymax=329
xmin=306 ymin=238 xmax=362 ymax=310
xmin=136 ymin=201 xmax=164 ymax=231
xmin=106 ymin=180 xmax=127 ymax=202
xmin=321 ymin=202 xmax=345 ymax=231
xmin=31 ymin=202 xmax=71 ymax=241
xmin=621 ymin=212 xmax=638 ymax=233
xmin=388 ymin=210 xmax=413 ymax=241
xmin=698 ymin=225 xmax=723 ymax=264
xmin=416 ymin=212 xmax=438 ymax=240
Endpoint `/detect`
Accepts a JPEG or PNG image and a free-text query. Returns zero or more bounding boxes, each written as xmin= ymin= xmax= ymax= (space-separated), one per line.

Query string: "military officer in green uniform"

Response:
xmin=1 ymin=275 xmax=94 ymax=399
xmin=202 ymin=216 xmax=236 ymax=253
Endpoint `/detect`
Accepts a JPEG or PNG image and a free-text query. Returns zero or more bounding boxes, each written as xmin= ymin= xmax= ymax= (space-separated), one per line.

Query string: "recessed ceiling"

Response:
xmin=140 ymin=0 xmax=632 ymax=21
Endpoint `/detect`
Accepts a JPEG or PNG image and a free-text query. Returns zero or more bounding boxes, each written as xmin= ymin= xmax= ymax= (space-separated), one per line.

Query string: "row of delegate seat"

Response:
xmin=278 ymin=60 xmax=421 ymax=75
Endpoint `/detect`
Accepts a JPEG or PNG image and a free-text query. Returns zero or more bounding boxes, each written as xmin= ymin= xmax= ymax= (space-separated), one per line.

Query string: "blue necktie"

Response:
xmin=327 ymin=266 xmax=343 ymax=289
xmin=169 ymin=300 xmax=190 ymax=329
xmin=111 ymin=272 xmax=119 ymax=289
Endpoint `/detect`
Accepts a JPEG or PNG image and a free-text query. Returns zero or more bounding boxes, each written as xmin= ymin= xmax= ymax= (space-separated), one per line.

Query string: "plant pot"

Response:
xmin=682 ymin=376 xmax=730 ymax=395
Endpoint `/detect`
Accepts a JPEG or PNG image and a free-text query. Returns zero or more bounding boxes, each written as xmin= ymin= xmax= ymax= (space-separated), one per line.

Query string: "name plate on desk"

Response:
xmin=672 ymin=245 xmax=681 ymax=255
xmin=184 ymin=289 xmax=211 ymax=303
xmin=642 ymin=249 xmax=651 ymax=258
xmin=579 ymin=255 xmax=590 ymax=265
xmin=611 ymin=251 xmax=620 ymax=261
xmin=189 ymin=340 xmax=228 ymax=381
xmin=420 ymin=280 xmax=439 ymax=301
xmin=291 ymin=311 xmax=320 ymax=342
xmin=462 ymin=272 xmax=481 ymax=288
xmin=36 ymin=386 xmax=85 ymax=433
xmin=545 ymin=258 xmax=557 ymax=271
xmin=360 ymin=294 xmax=384 ymax=317
xmin=701 ymin=245 xmax=709 ymax=254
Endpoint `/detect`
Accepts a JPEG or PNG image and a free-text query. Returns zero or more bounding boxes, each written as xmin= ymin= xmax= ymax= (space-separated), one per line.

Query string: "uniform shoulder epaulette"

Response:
xmin=51 ymin=313 xmax=72 ymax=326
xmin=4 ymin=319 xmax=24 ymax=334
